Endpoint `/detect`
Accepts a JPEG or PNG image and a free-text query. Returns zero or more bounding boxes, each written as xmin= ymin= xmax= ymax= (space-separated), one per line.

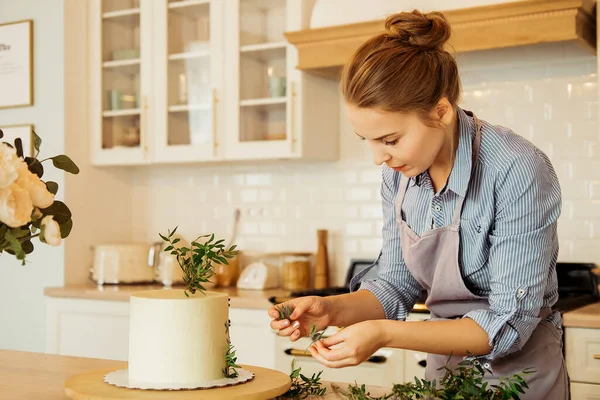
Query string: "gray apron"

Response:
xmin=394 ymin=112 xmax=569 ymax=398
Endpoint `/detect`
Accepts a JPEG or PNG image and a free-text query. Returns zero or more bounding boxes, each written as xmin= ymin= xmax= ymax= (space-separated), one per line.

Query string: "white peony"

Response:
xmin=0 ymin=143 xmax=23 ymax=189
xmin=0 ymin=183 xmax=33 ymax=228
xmin=15 ymin=163 xmax=54 ymax=209
xmin=41 ymin=215 xmax=62 ymax=246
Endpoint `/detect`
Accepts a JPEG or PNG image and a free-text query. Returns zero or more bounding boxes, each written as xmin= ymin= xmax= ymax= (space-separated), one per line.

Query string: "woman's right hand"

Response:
xmin=268 ymin=296 xmax=332 ymax=342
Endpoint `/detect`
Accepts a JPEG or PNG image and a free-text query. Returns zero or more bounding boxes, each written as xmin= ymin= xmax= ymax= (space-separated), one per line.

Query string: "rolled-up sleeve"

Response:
xmin=463 ymin=150 xmax=561 ymax=360
xmin=358 ymin=166 xmax=423 ymax=321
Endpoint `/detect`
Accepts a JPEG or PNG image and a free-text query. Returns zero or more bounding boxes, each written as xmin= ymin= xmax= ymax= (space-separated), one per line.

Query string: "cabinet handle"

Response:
xmin=284 ymin=348 xmax=386 ymax=364
xmin=289 ymin=81 xmax=296 ymax=153
xmin=212 ymin=88 xmax=218 ymax=156
xmin=594 ymin=354 xmax=600 ymax=360
xmin=140 ymin=95 xmax=148 ymax=155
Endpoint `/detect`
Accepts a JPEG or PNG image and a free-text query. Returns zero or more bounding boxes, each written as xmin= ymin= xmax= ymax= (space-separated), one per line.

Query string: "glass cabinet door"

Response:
xmin=98 ymin=0 xmax=146 ymax=159
xmin=154 ymin=0 xmax=223 ymax=162
xmin=238 ymin=0 xmax=288 ymax=143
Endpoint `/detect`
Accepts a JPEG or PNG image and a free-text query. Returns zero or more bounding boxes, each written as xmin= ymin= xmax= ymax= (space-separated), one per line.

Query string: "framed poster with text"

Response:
xmin=0 ymin=20 xmax=33 ymax=109
xmin=0 ymin=124 xmax=34 ymax=158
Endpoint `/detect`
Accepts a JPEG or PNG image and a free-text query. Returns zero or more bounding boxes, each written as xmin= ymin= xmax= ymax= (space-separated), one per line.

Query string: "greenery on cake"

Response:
xmin=282 ymin=357 xmax=533 ymax=399
xmin=159 ymin=226 xmax=238 ymax=296
xmin=223 ymin=320 xmax=241 ymax=378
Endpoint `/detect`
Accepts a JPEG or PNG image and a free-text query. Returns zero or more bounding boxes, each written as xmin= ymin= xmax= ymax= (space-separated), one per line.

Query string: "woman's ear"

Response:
xmin=434 ymin=97 xmax=454 ymax=126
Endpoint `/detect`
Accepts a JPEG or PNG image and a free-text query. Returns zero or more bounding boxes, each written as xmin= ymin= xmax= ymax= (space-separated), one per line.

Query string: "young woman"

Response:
xmin=268 ymin=9 xmax=568 ymax=399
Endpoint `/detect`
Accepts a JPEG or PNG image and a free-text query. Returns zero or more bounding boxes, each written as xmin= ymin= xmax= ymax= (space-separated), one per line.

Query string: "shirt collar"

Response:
xmin=446 ymin=107 xmax=474 ymax=197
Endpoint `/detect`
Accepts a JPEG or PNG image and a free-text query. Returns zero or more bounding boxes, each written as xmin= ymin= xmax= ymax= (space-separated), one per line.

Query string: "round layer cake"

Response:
xmin=128 ymin=289 xmax=229 ymax=386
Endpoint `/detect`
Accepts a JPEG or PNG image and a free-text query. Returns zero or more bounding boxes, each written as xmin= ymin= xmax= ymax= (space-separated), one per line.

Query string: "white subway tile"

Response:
xmin=571 ymin=201 xmax=600 ymax=219
xmin=346 ymin=222 xmax=373 ymax=237
xmin=259 ymin=190 xmax=274 ymax=203
xmin=240 ymin=189 xmax=258 ymax=203
xmin=359 ymin=238 xmax=382 ymax=254
xmin=344 ymin=171 xmax=358 ymax=184
xmin=344 ymin=240 xmax=359 ymax=253
xmin=345 ymin=188 xmax=372 ymax=202
xmin=260 ymin=222 xmax=276 ymax=235
xmin=359 ymin=169 xmax=381 ymax=184
xmin=246 ymin=173 xmax=272 ymax=186
xmin=360 ymin=205 xmax=383 ymax=219
xmin=242 ymin=223 xmax=259 ymax=235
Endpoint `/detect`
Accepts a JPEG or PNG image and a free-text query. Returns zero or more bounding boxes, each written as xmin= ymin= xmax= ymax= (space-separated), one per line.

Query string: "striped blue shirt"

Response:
xmin=357 ymin=107 xmax=562 ymax=360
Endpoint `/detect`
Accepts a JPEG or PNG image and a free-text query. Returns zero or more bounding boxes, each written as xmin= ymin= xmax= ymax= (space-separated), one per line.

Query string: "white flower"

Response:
xmin=0 ymin=143 xmax=23 ymax=189
xmin=41 ymin=215 xmax=62 ymax=246
xmin=0 ymin=183 xmax=33 ymax=228
xmin=15 ymin=163 xmax=54 ymax=209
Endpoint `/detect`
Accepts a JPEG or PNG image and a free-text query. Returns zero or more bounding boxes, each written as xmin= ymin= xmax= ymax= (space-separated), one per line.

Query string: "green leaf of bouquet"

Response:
xmin=60 ymin=219 xmax=73 ymax=238
xmin=41 ymin=201 xmax=71 ymax=224
xmin=51 ymin=155 xmax=80 ymax=174
xmin=45 ymin=181 xmax=59 ymax=195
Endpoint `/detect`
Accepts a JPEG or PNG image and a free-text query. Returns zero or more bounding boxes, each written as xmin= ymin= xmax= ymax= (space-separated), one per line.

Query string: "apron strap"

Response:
xmin=452 ymin=113 xmax=483 ymax=225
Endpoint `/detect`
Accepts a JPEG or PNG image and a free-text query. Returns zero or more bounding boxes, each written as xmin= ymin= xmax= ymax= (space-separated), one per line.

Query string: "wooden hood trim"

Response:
xmin=284 ymin=0 xmax=597 ymax=79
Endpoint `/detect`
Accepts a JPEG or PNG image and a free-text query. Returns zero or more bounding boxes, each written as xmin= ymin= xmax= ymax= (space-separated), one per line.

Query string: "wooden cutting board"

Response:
xmin=64 ymin=365 xmax=291 ymax=400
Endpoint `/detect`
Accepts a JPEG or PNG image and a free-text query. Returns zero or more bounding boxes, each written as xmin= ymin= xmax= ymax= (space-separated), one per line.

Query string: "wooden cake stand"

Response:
xmin=64 ymin=364 xmax=291 ymax=400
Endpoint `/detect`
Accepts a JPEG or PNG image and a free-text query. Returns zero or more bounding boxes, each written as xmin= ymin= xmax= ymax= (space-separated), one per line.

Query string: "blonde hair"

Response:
xmin=340 ymin=10 xmax=461 ymax=127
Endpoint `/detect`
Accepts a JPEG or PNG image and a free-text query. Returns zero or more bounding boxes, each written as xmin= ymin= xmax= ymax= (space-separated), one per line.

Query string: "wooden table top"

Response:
xmin=0 ymin=350 xmax=390 ymax=400
xmin=562 ymin=302 xmax=600 ymax=329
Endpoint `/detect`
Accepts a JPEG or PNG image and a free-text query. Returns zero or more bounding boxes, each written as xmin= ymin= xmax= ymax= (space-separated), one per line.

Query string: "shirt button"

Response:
xmin=484 ymin=362 xmax=491 ymax=369
xmin=518 ymin=289 xmax=526 ymax=296
xmin=434 ymin=205 xmax=441 ymax=211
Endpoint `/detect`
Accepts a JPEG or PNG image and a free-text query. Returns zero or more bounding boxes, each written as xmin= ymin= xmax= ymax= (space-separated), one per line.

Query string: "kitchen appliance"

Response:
xmin=90 ymin=243 xmax=162 ymax=285
xmin=269 ymin=260 xmax=600 ymax=314
xmin=237 ymin=261 xmax=280 ymax=290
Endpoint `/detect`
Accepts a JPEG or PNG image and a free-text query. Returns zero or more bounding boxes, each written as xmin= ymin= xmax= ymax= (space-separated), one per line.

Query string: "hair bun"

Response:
xmin=384 ymin=10 xmax=451 ymax=51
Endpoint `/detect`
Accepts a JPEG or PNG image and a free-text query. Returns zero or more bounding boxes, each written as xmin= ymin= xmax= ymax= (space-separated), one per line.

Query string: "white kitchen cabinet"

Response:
xmin=89 ymin=0 xmax=339 ymax=166
xmin=571 ymin=383 xmax=600 ymax=399
xmin=222 ymin=0 xmax=339 ymax=161
xmin=89 ymin=0 xmax=153 ymax=166
xmin=565 ymin=326 xmax=600 ymax=398
xmin=45 ymin=296 xmax=276 ymax=369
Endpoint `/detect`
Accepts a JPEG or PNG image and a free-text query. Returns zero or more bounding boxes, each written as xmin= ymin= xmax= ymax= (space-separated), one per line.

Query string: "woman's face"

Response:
xmin=346 ymin=104 xmax=447 ymax=177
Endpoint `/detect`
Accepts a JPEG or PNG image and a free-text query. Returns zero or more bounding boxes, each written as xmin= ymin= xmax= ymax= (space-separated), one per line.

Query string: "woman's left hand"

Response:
xmin=307 ymin=320 xmax=386 ymax=368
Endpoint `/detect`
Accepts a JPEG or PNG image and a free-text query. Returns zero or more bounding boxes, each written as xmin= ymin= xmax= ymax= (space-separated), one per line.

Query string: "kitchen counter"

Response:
xmin=44 ymin=285 xmax=291 ymax=310
xmin=0 ymin=350 xmax=389 ymax=399
xmin=562 ymin=302 xmax=600 ymax=329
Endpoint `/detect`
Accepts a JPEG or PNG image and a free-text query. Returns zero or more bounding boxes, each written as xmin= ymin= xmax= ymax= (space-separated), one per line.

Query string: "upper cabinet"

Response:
xmin=89 ymin=0 xmax=340 ymax=166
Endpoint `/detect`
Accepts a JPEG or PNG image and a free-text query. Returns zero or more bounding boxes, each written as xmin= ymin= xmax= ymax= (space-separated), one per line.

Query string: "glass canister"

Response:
xmin=283 ymin=255 xmax=311 ymax=291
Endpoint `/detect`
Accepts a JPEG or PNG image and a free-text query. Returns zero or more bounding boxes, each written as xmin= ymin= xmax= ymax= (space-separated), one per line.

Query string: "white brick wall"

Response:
xmin=132 ymin=42 xmax=599 ymax=286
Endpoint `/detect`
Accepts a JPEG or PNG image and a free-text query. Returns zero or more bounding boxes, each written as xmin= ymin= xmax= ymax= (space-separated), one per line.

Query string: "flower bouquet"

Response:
xmin=0 ymin=128 xmax=79 ymax=264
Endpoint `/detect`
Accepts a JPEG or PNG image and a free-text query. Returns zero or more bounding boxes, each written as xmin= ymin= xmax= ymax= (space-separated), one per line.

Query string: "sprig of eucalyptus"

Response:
xmin=223 ymin=319 xmax=241 ymax=378
xmin=275 ymin=303 xmax=293 ymax=321
xmin=159 ymin=226 xmax=238 ymax=296
xmin=278 ymin=360 xmax=327 ymax=399
xmin=308 ymin=324 xmax=325 ymax=347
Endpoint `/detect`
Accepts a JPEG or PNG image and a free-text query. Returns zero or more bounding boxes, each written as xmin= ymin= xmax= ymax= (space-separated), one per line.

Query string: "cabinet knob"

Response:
xmin=594 ymin=354 xmax=600 ymax=360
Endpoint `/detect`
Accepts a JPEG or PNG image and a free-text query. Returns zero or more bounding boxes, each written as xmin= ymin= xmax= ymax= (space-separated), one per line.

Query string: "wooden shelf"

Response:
xmin=103 ymin=59 xmax=140 ymax=68
xmin=102 ymin=109 xmax=140 ymax=117
xmin=240 ymin=97 xmax=287 ymax=107
xmin=168 ymin=104 xmax=211 ymax=112
xmin=168 ymin=0 xmax=210 ymax=10
xmin=168 ymin=50 xmax=210 ymax=61
xmin=284 ymin=0 xmax=597 ymax=79
xmin=102 ymin=8 xmax=140 ymax=19
xmin=240 ymin=42 xmax=287 ymax=53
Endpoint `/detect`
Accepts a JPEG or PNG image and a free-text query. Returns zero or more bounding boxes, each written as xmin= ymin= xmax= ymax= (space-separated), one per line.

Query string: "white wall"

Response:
xmin=0 ymin=0 xmax=65 ymax=352
xmin=131 ymin=42 xmax=599 ymax=287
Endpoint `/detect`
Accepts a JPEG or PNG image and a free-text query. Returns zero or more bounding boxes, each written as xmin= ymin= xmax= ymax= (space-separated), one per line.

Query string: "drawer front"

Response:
xmin=571 ymin=382 xmax=600 ymax=400
xmin=565 ymin=327 xmax=600 ymax=384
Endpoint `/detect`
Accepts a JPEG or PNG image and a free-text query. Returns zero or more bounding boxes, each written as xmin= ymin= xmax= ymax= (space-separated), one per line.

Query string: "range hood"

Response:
xmin=284 ymin=0 xmax=597 ymax=79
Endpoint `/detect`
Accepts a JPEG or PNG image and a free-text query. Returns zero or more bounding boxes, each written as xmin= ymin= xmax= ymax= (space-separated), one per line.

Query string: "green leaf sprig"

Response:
xmin=159 ymin=227 xmax=238 ymax=296
xmin=279 ymin=360 xmax=327 ymax=399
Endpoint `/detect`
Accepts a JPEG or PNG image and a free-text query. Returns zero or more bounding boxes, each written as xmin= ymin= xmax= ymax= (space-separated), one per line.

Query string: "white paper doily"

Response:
xmin=104 ymin=368 xmax=255 ymax=391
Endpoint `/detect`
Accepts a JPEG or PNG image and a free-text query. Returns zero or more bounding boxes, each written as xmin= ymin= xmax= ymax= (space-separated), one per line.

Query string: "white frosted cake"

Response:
xmin=128 ymin=289 xmax=229 ymax=386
